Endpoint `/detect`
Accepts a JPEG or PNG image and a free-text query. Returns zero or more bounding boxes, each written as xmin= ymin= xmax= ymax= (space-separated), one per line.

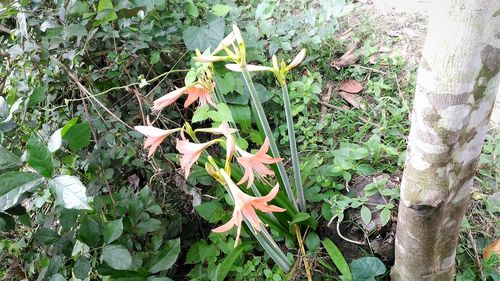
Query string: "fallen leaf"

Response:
xmin=319 ymin=83 xmax=334 ymax=127
xmin=338 ymin=91 xmax=366 ymax=110
xmin=483 ymin=239 xmax=500 ymax=259
xmin=339 ymin=80 xmax=363 ymax=94
xmin=331 ymin=42 xmax=359 ymax=68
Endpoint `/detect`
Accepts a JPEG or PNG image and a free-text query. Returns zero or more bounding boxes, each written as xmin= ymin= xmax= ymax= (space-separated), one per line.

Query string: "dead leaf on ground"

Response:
xmin=339 ymin=91 xmax=366 ymax=110
xmin=331 ymin=42 xmax=359 ymax=68
xmin=483 ymin=239 xmax=500 ymax=259
xmin=319 ymin=83 xmax=334 ymax=127
xmin=339 ymin=79 xmax=363 ymax=94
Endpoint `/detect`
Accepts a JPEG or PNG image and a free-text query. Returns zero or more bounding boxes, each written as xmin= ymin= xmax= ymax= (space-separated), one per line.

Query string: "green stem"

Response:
xmin=240 ymin=67 xmax=299 ymax=211
xmin=281 ymin=84 xmax=305 ymax=211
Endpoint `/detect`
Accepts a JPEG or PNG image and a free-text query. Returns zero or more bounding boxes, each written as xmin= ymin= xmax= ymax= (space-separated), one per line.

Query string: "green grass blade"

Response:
xmin=322 ymin=238 xmax=352 ymax=280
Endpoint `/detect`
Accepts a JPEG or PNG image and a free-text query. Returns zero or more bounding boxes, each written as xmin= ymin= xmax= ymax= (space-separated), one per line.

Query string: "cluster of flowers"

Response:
xmin=133 ymin=25 xmax=307 ymax=245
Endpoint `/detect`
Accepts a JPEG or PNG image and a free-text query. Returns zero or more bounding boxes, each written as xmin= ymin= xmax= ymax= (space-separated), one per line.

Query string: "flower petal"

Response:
xmin=287 ymin=48 xmax=307 ymax=70
xmin=152 ymin=87 xmax=186 ymax=111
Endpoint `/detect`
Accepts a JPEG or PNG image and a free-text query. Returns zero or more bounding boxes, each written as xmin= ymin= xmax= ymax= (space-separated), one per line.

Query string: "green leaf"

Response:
xmin=147 ymin=238 xmax=180 ymax=273
xmin=103 ymin=218 xmax=123 ymax=244
xmin=380 ymin=208 xmax=391 ymax=226
xmin=356 ymin=164 xmax=376 ymax=176
xmin=212 ymin=4 xmax=232 ymax=17
xmin=0 ymin=145 xmax=21 ymax=170
xmin=183 ymin=1 xmax=199 ymax=17
xmin=136 ymin=218 xmax=162 ymax=235
xmin=195 ymin=201 xmax=225 ymax=223
xmin=73 ymin=256 xmax=91 ymax=279
xmin=228 ymin=105 xmax=251 ymax=128
xmin=64 ymin=122 xmax=91 ymax=151
xmin=28 ymin=86 xmax=47 ymax=108
xmin=77 ymin=216 xmax=101 ymax=247
xmin=50 ymin=175 xmax=91 ymax=210
xmin=102 ymin=245 xmax=132 ymax=270
xmin=322 ymin=238 xmax=352 ymax=280
xmin=34 ymin=228 xmax=60 ymax=245
xmin=182 ymin=17 xmax=225 ymax=51
xmin=0 ymin=213 xmax=15 ymax=232
xmin=213 ymin=243 xmax=251 ymax=281
xmin=60 ymin=209 xmax=78 ymax=230
xmin=244 ymin=83 xmax=273 ymax=104
xmin=255 ymin=0 xmax=277 ymax=20
xmin=64 ymin=24 xmax=88 ymax=39
xmin=360 ymin=205 xmax=372 ymax=225
xmin=290 ymin=212 xmax=310 ymax=225
xmin=218 ymin=73 xmax=236 ymax=96
xmin=192 ymin=105 xmax=210 ymax=123
xmin=350 ymin=257 xmax=386 ymax=281
xmin=305 ymin=232 xmax=320 ymax=251
xmin=150 ymin=50 xmax=161 ymax=65
xmin=209 ymin=103 xmax=234 ymax=123
xmin=61 ymin=117 xmax=79 ymax=137
xmin=95 ymin=0 xmax=118 ymax=25
xmin=0 ymin=172 xmax=43 ymax=212
xmin=27 ymin=136 xmax=53 ymax=178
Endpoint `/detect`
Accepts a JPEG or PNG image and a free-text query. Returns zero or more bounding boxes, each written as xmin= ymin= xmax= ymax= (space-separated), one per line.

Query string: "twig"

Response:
xmin=336 ymin=218 xmax=366 ymax=245
xmin=294 ymin=225 xmax=313 ymax=281
xmin=468 ymin=229 xmax=486 ymax=281
xmin=319 ymin=83 xmax=334 ymax=126
xmin=319 ymin=100 xmax=345 ymax=111
xmin=55 ymin=59 xmax=134 ymax=130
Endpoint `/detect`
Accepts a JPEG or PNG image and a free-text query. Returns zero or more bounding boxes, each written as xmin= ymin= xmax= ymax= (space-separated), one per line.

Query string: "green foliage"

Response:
xmin=350 ymin=257 xmax=386 ymax=281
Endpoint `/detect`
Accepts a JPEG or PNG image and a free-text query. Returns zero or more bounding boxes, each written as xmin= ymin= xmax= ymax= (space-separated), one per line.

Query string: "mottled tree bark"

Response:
xmin=391 ymin=1 xmax=500 ymax=280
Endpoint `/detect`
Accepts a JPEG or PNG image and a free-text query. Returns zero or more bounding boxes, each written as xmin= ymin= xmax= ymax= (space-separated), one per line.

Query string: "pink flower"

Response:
xmin=212 ymin=170 xmax=285 ymax=246
xmin=196 ymin=122 xmax=237 ymax=162
xmin=184 ymin=84 xmax=216 ymax=108
xmin=152 ymin=84 xmax=215 ymax=112
xmin=176 ymin=139 xmax=217 ymax=179
xmin=236 ymin=138 xmax=283 ymax=188
xmin=134 ymin=126 xmax=179 ymax=157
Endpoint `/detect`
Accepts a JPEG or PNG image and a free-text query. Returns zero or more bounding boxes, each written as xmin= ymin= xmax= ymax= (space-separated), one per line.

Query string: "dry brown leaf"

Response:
xmin=319 ymin=83 xmax=334 ymax=126
xmin=339 ymin=91 xmax=366 ymax=110
xmin=483 ymin=239 xmax=500 ymax=259
xmin=331 ymin=42 xmax=359 ymax=68
xmin=339 ymin=79 xmax=363 ymax=94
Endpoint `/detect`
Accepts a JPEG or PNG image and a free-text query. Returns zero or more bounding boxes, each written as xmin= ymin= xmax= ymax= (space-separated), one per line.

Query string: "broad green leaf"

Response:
xmin=102 ymin=245 xmax=132 ymax=270
xmin=213 ymin=243 xmax=251 ymax=281
xmin=50 ymin=175 xmax=91 ymax=210
xmin=77 ymin=216 xmax=101 ymax=247
xmin=136 ymin=218 xmax=161 ymax=235
xmin=192 ymin=105 xmax=210 ymax=123
xmin=73 ymin=256 xmax=91 ymax=279
xmin=34 ymin=228 xmax=60 ymax=245
xmin=150 ymin=50 xmax=161 ymax=64
xmin=0 ymin=145 xmax=21 ymax=170
xmin=27 ymin=136 xmax=53 ymax=178
xmin=63 ymin=122 xmax=91 ymax=151
xmin=360 ymin=205 xmax=371 ymax=225
xmin=255 ymin=0 xmax=277 ymax=20
xmin=49 ymin=274 xmax=65 ymax=281
xmin=61 ymin=117 xmax=79 ymax=137
xmin=147 ymin=238 xmax=180 ymax=273
xmin=28 ymin=86 xmax=47 ymax=108
xmin=194 ymin=201 xmax=225 ymax=223
xmin=209 ymin=103 xmax=234 ymax=123
xmin=0 ymin=172 xmax=43 ymax=212
xmin=48 ymin=129 xmax=62 ymax=153
xmin=350 ymin=257 xmax=386 ymax=281
xmin=182 ymin=17 xmax=224 ymax=51
xmin=322 ymin=238 xmax=352 ymax=280
xmin=290 ymin=212 xmax=310 ymax=225
xmin=60 ymin=209 xmax=78 ymax=230
xmin=64 ymin=24 xmax=87 ymax=39
xmin=0 ymin=213 xmax=15 ymax=232
xmin=103 ymin=218 xmax=123 ymax=244
xmin=228 ymin=105 xmax=251 ymax=128
xmin=212 ymin=4 xmax=232 ymax=17
xmin=380 ymin=208 xmax=391 ymax=226
xmin=95 ymin=0 xmax=117 ymax=25
xmin=305 ymin=231 xmax=321 ymax=251
xmin=183 ymin=1 xmax=198 ymax=17
xmin=243 ymin=83 xmax=273 ymax=104
xmin=218 ymin=73 xmax=236 ymax=96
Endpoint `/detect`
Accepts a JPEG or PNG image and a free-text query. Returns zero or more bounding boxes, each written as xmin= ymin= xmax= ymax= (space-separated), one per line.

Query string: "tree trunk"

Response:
xmin=391 ymin=1 xmax=499 ymax=280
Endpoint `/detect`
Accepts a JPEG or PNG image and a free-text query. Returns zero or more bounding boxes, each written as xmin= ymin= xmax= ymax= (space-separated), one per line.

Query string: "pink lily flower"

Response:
xmin=134 ymin=126 xmax=179 ymax=158
xmin=236 ymin=137 xmax=283 ymax=188
xmin=152 ymin=84 xmax=216 ymax=112
xmin=212 ymin=170 xmax=285 ymax=246
xmin=196 ymin=122 xmax=237 ymax=162
xmin=176 ymin=139 xmax=217 ymax=179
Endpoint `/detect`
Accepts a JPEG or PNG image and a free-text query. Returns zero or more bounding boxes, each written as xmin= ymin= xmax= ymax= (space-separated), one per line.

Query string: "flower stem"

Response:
xmin=239 ymin=67 xmax=299 ymax=211
xmin=281 ymin=84 xmax=305 ymax=211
